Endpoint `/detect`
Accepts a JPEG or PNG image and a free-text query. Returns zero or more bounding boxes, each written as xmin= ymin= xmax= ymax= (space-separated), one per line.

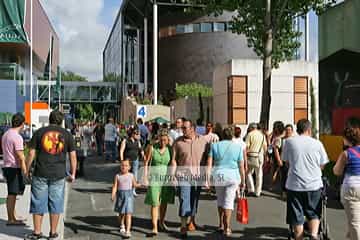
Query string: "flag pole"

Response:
xmin=48 ymin=34 xmax=52 ymax=111
xmin=30 ymin=0 xmax=33 ymax=137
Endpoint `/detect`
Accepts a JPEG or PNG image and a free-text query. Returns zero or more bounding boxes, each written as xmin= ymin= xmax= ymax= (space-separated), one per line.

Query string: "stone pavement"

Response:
xmin=64 ymin=156 xmax=347 ymax=240
xmin=0 ymin=162 xmax=68 ymax=240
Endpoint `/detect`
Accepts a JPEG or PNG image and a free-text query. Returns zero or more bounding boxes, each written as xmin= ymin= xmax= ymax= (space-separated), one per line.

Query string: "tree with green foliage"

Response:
xmin=190 ymin=0 xmax=335 ymax=128
xmin=61 ymin=71 xmax=87 ymax=82
xmin=175 ymin=83 xmax=213 ymax=98
xmin=103 ymin=73 xmax=120 ymax=82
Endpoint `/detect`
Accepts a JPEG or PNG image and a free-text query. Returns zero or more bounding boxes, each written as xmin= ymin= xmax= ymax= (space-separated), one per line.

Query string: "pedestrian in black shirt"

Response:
xmin=25 ymin=110 xmax=77 ymax=240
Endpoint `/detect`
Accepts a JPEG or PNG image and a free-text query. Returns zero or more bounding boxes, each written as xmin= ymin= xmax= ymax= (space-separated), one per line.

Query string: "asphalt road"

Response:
xmin=64 ymin=155 xmax=346 ymax=240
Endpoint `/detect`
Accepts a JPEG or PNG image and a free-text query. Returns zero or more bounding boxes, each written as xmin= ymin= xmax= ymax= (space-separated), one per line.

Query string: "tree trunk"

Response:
xmin=260 ymin=0 xmax=273 ymax=130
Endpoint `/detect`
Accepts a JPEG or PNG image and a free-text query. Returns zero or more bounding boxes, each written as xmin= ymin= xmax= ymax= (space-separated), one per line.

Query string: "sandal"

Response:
xmin=48 ymin=232 xmax=59 ymax=239
xmin=159 ymin=222 xmax=169 ymax=232
xmin=24 ymin=232 xmax=45 ymax=240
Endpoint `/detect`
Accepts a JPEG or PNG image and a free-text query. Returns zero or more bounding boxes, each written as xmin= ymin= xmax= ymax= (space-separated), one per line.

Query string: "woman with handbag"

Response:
xmin=206 ymin=127 xmax=246 ymax=237
xmin=143 ymin=129 xmax=175 ymax=236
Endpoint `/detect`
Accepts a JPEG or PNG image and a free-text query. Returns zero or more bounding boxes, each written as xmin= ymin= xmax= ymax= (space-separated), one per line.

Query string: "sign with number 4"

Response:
xmin=137 ymin=105 xmax=147 ymax=118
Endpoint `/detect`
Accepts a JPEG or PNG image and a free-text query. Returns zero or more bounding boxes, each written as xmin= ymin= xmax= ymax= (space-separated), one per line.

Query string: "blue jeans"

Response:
xmin=178 ymin=180 xmax=201 ymax=217
xmin=131 ymin=159 xmax=139 ymax=181
xmin=105 ymin=141 xmax=116 ymax=161
xmin=30 ymin=176 xmax=65 ymax=214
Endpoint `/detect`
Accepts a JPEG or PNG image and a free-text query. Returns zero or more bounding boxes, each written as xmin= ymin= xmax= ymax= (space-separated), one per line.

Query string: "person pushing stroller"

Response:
xmin=282 ymin=119 xmax=329 ymax=240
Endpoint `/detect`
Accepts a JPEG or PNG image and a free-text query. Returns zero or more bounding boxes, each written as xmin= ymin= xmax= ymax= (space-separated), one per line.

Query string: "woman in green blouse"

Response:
xmin=143 ymin=129 xmax=175 ymax=236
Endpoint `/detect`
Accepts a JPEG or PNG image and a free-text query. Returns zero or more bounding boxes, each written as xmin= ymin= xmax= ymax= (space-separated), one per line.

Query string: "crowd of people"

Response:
xmin=2 ymin=112 xmax=360 ymax=240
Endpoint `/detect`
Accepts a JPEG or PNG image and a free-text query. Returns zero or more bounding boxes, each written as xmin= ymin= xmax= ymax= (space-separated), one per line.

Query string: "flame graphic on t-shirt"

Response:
xmin=41 ymin=131 xmax=65 ymax=155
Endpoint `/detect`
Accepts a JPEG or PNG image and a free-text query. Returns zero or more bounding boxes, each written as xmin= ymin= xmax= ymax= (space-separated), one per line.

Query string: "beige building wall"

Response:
xmin=120 ymin=97 xmax=170 ymax=124
xmin=213 ymin=59 xmax=319 ymax=132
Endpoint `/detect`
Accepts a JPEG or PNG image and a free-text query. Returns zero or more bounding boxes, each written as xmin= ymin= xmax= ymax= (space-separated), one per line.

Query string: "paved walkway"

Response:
xmin=64 ymin=156 xmax=347 ymax=240
xmin=0 ymin=163 xmax=67 ymax=240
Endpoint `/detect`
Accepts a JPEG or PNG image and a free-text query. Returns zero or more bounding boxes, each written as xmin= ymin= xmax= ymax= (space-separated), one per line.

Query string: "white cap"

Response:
xmin=234 ymin=124 xmax=241 ymax=128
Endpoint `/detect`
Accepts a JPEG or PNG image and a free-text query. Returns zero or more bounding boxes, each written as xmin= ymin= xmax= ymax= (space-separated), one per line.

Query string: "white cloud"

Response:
xmin=40 ymin=0 xmax=108 ymax=81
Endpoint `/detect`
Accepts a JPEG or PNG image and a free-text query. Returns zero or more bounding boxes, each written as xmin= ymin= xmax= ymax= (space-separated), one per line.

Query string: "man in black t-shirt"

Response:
xmin=93 ymin=121 xmax=105 ymax=156
xmin=25 ymin=110 xmax=77 ymax=240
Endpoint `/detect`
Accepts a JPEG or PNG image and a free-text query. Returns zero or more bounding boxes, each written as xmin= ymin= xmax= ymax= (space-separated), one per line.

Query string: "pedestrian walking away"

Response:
xmin=206 ymin=127 xmax=246 ymax=237
xmin=282 ymin=119 xmax=329 ymax=240
xmin=245 ymin=123 xmax=267 ymax=197
xmin=25 ymin=110 xmax=77 ymax=240
xmin=93 ymin=121 xmax=105 ymax=157
xmin=1 ymin=113 xmax=27 ymax=226
xmin=104 ymin=117 xmax=118 ymax=162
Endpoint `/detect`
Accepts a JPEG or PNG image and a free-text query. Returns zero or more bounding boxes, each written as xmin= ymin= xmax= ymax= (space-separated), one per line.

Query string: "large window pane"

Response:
xmin=214 ymin=22 xmax=226 ymax=32
xmin=200 ymin=23 xmax=212 ymax=32
xmin=193 ymin=23 xmax=200 ymax=32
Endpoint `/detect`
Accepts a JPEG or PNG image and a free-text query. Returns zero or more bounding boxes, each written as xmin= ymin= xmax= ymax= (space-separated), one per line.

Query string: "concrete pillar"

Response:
xmin=153 ymin=2 xmax=158 ymax=105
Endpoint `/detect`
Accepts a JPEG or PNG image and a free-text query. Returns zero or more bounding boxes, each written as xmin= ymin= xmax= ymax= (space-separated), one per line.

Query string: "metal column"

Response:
xmin=153 ymin=2 xmax=158 ymax=105
xmin=144 ymin=17 xmax=148 ymax=96
xmin=305 ymin=13 xmax=310 ymax=61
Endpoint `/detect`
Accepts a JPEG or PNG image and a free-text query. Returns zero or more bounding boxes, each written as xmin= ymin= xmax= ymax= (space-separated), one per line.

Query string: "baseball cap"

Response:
xmin=234 ymin=124 xmax=242 ymax=129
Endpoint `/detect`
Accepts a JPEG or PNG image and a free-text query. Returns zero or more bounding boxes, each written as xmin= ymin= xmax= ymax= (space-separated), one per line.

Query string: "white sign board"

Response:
xmin=136 ymin=105 xmax=147 ymax=119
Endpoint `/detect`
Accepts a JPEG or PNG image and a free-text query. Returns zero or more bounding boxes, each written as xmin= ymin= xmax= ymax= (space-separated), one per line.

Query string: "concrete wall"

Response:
xmin=319 ymin=0 xmax=360 ymax=61
xmin=120 ymin=97 xmax=170 ymax=124
xmin=213 ymin=59 xmax=319 ymax=132
xmin=170 ymin=97 xmax=213 ymax=124
xmin=159 ymin=32 xmax=258 ymax=95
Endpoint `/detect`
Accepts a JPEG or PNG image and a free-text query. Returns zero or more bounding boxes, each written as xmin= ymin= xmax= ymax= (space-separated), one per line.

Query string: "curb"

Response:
xmin=60 ymin=182 xmax=70 ymax=240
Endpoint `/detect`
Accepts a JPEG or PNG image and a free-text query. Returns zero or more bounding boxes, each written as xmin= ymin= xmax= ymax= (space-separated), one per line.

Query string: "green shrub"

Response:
xmin=175 ymin=83 xmax=212 ymax=98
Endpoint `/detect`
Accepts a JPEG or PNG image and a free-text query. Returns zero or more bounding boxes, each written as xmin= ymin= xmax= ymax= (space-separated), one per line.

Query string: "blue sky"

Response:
xmin=100 ymin=0 xmax=122 ymax=29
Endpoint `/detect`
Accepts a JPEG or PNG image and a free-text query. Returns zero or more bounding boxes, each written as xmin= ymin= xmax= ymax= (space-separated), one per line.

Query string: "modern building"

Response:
xmin=0 ymin=0 xmax=59 ymax=113
xmin=105 ymin=1 xmax=315 ymax=99
xmin=319 ymin=0 xmax=360 ymax=134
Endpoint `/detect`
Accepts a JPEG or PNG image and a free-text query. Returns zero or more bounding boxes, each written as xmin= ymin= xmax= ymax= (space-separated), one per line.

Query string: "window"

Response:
xmin=193 ymin=23 xmax=200 ymax=33
xmin=226 ymin=22 xmax=233 ymax=31
xmin=176 ymin=25 xmax=185 ymax=34
xmin=200 ymin=22 xmax=213 ymax=32
xmin=294 ymin=77 xmax=308 ymax=124
xmin=214 ymin=22 xmax=226 ymax=32
xmin=228 ymin=76 xmax=247 ymax=124
xmin=184 ymin=24 xmax=193 ymax=33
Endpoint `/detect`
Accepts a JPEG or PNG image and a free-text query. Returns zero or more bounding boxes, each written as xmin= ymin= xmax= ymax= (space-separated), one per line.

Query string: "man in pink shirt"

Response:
xmin=1 ymin=113 xmax=27 ymax=225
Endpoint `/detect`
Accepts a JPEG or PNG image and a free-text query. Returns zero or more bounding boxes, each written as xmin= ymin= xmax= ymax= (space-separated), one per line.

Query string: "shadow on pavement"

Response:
xmin=237 ymin=226 xmax=289 ymax=240
xmin=65 ymin=221 xmax=120 ymax=237
xmin=0 ymin=218 xmax=32 ymax=239
xmin=72 ymin=187 xmax=112 ymax=194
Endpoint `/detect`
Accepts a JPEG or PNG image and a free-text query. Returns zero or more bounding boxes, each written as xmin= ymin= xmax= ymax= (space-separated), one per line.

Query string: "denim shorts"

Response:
xmin=286 ymin=189 xmax=322 ymax=226
xmin=30 ymin=176 xmax=65 ymax=214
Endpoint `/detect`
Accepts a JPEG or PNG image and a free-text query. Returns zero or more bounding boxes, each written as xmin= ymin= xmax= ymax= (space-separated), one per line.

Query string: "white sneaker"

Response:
xmin=133 ymin=190 xmax=138 ymax=197
xmin=120 ymin=224 xmax=126 ymax=233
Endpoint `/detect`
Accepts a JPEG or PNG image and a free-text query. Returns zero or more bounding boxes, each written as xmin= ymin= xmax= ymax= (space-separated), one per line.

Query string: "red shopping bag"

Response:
xmin=237 ymin=193 xmax=249 ymax=224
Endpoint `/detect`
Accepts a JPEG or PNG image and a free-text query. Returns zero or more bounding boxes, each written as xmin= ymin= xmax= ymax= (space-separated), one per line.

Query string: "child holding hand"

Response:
xmin=111 ymin=159 xmax=142 ymax=238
